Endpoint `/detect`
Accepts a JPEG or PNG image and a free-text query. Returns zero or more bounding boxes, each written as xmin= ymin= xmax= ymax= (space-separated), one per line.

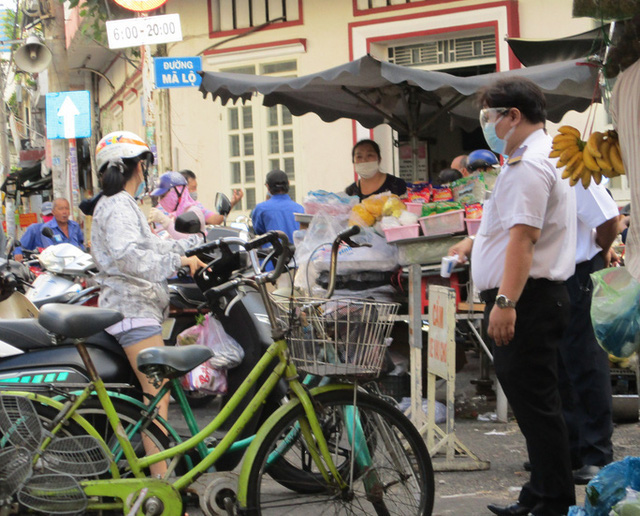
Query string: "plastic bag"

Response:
xmin=590 ymin=268 xmax=640 ymax=358
xmin=176 ymin=314 xmax=245 ymax=394
xmin=611 ymin=488 xmax=640 ymax=515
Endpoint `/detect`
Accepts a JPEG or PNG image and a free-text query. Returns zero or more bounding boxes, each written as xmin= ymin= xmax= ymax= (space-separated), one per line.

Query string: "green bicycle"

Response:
xmin=0 ymin=228 xmax=434 ymax=515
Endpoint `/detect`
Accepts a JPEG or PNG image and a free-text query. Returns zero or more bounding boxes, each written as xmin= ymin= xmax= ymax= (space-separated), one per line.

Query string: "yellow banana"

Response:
xmin=558 ymin=125 xmax=582 ymax=139
xmin=569 ymin=175 xmax=580 ymax=187
xmin=592 ymin=169 xmax=602 ymax=185
xmin=586 ymin=132 xmax=604 ymax=158
xmin=583 ymin=146 xmax=601 ymax=172
xmin=549 ymin=149 xmax=563 ymax=158
xmin=609 ymin=141 xmax=625 ymax=175
xmin=564 ymin=150 xmax=582 ymax=171
xmin=571 ymin=160 xmax=586 ymax=181
xmin=598 ymin=140 xmax=613 ymax=169
xmin=553 ymin=139 xmax=579 ymax=152
xmin=562 ymin=167 xmax=572 ymax=180
xmin=581 ymin=170 xmax=592 ymax=188
xmin=560 ymin=145 xmax=579 ymax=164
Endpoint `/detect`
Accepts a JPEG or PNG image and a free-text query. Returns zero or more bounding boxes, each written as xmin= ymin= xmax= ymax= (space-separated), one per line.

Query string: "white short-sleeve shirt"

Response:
xmin=574 ymin=182 xmax=619 ymax=264
xmin=472 ymin=129 xmax=577 ymax=292
xmin=611 ymin=59 xmax=640 ymax=281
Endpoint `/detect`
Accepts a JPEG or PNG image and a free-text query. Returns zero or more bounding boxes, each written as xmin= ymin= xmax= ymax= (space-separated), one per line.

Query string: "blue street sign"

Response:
xmin=45 ymin=91 xmax=92 ymax=140
xmin=154 ymin=57 xmax=202 ymax=89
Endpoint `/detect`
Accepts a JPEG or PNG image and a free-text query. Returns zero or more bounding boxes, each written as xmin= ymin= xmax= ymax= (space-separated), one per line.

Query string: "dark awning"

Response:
xmin=0 ymin=161 xmax=51 ymax=197
xmin=506 ymin=23 xmax=620 ymax=67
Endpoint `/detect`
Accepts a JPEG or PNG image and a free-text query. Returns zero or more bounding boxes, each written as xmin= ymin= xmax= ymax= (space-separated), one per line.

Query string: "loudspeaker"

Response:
xmin=14 ymin=35 xmax=52 ymax=74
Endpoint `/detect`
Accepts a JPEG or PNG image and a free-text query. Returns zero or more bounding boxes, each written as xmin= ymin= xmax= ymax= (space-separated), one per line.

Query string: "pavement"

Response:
xmin=175 ymin=349 xmax=640 ymax=516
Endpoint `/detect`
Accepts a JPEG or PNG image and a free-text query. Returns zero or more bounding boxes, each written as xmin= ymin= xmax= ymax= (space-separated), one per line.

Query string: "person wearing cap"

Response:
xmin=13 ymin=201 xmax=55 ymax=261
xmin=179 ymin=169 xmax=244 ymax=225
xmin=148 ymin=171 xmax=206 ymax=239
xmin=251 ymin=169 xmax=304 ymax=242
xmin=41 ymin=198 xmax=85 ymax=251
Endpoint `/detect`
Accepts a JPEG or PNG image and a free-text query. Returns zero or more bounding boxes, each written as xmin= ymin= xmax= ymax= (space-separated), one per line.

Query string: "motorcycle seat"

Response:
xmin=137 ymin=345 xmax=213 ymax=379
xmin=168 ymin=284 xmax=206 ymax=306
xmin=0 ymin=318 xmax=125 ymax=355
xmin=39 ymin=304 xmax=123 ymax=339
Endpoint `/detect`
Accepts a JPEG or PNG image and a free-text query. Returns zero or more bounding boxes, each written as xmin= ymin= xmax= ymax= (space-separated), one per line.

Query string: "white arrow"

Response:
xmin=57 ymin=96 xmax=80 ymax=139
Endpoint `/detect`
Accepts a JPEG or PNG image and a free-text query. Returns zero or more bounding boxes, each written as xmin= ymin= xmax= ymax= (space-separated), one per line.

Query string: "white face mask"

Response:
xmin=190 ymin=191 xmax=198 ymax=201
xmin=355 ymin=161 xmax=379 ymax=179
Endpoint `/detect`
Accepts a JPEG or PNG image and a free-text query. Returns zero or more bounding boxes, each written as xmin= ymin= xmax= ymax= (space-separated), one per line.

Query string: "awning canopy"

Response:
xmin=1 ymin=161 xmax=51 ymax=198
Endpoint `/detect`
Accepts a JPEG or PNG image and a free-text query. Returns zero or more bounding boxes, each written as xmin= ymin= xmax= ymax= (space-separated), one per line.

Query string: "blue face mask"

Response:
xmin=482 ymin=116 xmax=515 ymax=159
xmin=135 ymin=180 xmax=146 ymax=199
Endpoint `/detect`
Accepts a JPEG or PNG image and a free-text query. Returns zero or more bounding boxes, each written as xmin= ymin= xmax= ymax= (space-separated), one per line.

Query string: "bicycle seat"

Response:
xmin=137 ymin=345 xmax=213 ymax=379
xmin=39 ymin=304 xmax=123 ymax=339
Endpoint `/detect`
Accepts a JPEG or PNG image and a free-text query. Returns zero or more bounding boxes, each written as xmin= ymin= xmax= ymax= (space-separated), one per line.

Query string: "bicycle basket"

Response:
xmin=274 ymin=297 xmax=399 ymax=378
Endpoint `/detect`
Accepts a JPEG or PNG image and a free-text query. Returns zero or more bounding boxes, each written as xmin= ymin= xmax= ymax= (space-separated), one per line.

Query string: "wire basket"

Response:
xmin=0 ymin=394 xmax=44 ymax=451
xmin=43 ymin=435 xmax=111 ymax=478
xmin=274 ymin=297 xmax=399 ymax=378
xmin=18 ymin=474 xmax=87 ymax=515
xmin=0 ymin=447 xmax=32 ymax=500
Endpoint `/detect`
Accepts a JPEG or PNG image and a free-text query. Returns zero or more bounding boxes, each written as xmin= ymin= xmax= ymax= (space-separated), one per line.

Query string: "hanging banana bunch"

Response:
xmin=549 ymin=126 xmax=625 ymax=189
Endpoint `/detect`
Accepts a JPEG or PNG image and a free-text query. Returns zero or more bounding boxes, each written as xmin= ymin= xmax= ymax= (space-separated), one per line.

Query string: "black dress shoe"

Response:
xmin=487 ymin=502 xmax=533 ymax=516
xmin=573 ymin=464 xmax=600 ymax=485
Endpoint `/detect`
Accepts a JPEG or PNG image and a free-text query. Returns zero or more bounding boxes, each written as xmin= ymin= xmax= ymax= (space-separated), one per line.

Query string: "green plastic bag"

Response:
xmin=590 ymin=267 xmax=640 ymax=358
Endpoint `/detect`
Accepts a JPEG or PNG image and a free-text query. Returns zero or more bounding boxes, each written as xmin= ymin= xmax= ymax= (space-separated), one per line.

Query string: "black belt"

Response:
xmin=480 ymin=277 xmax=564 ymax=303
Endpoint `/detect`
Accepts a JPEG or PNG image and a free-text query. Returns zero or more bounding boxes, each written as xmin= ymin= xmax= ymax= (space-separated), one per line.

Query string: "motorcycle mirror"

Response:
xmin=41 ymin=226 xmax=54 ymax=239
xmin=215 ymin=193 xmax=232 ymax=222
xmin=175 ymin=211 xmax=202 ymax=235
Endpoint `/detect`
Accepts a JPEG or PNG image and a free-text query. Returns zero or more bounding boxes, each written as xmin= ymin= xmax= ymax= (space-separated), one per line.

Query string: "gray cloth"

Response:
xmin=91 ymin=190 xmax=201 ymax=322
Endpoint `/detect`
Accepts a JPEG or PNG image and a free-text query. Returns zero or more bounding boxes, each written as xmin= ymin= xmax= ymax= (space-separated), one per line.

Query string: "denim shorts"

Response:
xmin=111 ymin=325 xmax=163 ymax=348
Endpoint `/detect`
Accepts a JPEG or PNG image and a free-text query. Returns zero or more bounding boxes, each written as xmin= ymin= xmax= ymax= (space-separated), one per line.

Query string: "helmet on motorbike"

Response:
xmin=150 ymin=171 xmax=187 ymax=197
xmin=95 ymin=131 xmax=153 ymax=173
xmin=467 ymin=149 xmax=499 ymax=172
xmin=0 ymin=270 xmax=18 ymax=303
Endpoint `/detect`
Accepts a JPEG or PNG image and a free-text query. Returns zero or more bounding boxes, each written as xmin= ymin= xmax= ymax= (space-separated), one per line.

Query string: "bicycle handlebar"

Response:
xmin=325 ymin=225 xmax=362 ymax=299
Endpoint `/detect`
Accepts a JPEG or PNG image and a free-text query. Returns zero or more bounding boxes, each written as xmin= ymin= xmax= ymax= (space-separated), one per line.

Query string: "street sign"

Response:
xmin=106 ymin=14 xmax=182 ymax=49
xmin=154 ymin=57 xmax=202 ymax=88
xmin=45 ymin=91 xmax=91 ymax=140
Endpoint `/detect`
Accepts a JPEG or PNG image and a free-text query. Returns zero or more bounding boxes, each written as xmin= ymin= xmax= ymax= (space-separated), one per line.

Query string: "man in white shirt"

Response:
xmin=450 ymin=77 xmax=576 ymax=516
xmin=559 ymin=184 xmax=619 ymax=485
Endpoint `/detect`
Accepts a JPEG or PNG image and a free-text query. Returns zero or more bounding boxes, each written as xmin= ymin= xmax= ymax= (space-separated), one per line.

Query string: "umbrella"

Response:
xmin=199 ymin=54 xmax=600 ymax=181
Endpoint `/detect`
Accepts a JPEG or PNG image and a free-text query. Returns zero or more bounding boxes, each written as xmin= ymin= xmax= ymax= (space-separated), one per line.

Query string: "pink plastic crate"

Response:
xmin=383 ymin=224 xmax=420 ymax=242
xmin=418 ymin=209 xmax=465 ymax=237
xmin=465 ymin=218 xmax=482 ymax=236
xmin=404 ymin=202 xmax=424 ymax=216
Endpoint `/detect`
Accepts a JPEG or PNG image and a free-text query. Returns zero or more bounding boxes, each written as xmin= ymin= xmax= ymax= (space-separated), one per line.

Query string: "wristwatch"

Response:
xmin=495 ymin=294 xmax=517 ymax=309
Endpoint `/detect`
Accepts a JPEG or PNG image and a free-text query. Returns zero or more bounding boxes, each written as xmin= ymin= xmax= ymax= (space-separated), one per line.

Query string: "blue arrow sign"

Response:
xmin=45 ymin=91 xmax=91 ymax=140
xmin=154 ymin=57 xmax=202 ymax=89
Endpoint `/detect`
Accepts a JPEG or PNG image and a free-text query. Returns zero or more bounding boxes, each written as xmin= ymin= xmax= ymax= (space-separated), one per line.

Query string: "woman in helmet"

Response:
xmin=91 ymin=131 xmax=205 ymax=472
xmin=147 ymin=171 xmax=206 ymax=239
xmin=466 ymin=148 xmax=500 ymax=173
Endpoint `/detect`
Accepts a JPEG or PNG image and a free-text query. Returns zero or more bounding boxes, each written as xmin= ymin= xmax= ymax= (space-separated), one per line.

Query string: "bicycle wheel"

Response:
xmin=244 ymin=389 xmax=434 ymax=515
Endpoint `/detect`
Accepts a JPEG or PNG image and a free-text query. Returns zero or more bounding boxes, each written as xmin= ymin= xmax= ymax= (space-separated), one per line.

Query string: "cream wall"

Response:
xmin=95 ymin=0 xmax=625 ymax=213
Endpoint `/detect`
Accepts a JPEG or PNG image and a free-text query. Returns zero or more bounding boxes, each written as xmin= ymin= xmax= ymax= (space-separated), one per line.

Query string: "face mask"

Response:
xmin=135 ymin=180 xmax=146 ymax=199
xmin=482 ymin=116 xmax=515 ymax=158
xmin=190 ymin=191 xmax=198 ymax=201
xmin=355 ymin=161 xmax=379 ymax=179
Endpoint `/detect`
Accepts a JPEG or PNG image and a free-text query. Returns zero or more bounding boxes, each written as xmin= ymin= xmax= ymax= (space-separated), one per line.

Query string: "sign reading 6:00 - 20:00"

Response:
xmin=106 ymin=13 xmax=183 ymax=50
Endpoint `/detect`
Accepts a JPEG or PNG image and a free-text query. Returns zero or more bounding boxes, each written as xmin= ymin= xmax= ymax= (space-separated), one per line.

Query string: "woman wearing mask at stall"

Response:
xmin=91 ymin=131 xmax=205 ymax=475
xmin=345 ymin=139 xmax=407 ymax=200
xmin=147 ymin=171 xmax=206 ymax=239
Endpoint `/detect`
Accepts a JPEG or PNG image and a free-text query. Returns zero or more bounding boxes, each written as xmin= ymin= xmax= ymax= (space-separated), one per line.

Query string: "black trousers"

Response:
xmin=482 ymin=280 xmax=575 ymax=516
xmin=557 ymin=254 xmax=613 ymax=468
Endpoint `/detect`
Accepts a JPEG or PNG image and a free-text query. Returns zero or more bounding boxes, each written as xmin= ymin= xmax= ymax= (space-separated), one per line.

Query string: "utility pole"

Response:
xmin=44 ymin=0 xmax=70 ymax=203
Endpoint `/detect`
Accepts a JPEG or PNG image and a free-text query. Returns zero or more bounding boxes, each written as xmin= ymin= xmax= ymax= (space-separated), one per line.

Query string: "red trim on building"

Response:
xmin=203 ymin=38 xmax=306 ymax=56
xmin=352 ymin=0 xmax=461 ymax=17
xmin=207 ymin=0 xmax=304 ymax=39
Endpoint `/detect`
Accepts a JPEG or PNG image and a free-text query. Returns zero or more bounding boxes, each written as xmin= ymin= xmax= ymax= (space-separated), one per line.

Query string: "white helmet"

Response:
xmin=95 ymin=131 xmax=153 ymax=173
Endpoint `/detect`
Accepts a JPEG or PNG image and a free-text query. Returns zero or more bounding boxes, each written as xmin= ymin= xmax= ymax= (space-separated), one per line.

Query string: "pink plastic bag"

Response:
xmin=176 ymin=314 xmax=244 ymax=394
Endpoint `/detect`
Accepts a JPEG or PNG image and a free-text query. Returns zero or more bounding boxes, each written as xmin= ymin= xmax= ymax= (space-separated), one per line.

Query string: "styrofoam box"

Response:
xmin=383 ymin=224 xmax=420 ymax=242
xmin=465 ymin=217 xmax=482 ymax=236
xmin=418 ymin=209 xmax=465 ymax=237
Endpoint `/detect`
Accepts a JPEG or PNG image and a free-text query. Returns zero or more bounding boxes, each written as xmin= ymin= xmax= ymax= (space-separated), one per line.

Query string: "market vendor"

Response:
xmin=345 ymin=139 xmax=407 ymax=200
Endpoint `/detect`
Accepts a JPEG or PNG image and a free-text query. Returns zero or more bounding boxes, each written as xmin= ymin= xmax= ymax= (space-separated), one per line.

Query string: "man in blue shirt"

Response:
xmin=14 ymin=201 xmax=54 ymax=261
xmin=251 ymin=169 xmax=303 ymax=242
xmin=41 ymin=198 xmax=85 ymax=250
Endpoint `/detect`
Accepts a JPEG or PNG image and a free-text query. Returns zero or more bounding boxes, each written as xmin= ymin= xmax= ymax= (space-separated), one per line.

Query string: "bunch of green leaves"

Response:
xmin=63 ymin=0 xmax=132 ymax=45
